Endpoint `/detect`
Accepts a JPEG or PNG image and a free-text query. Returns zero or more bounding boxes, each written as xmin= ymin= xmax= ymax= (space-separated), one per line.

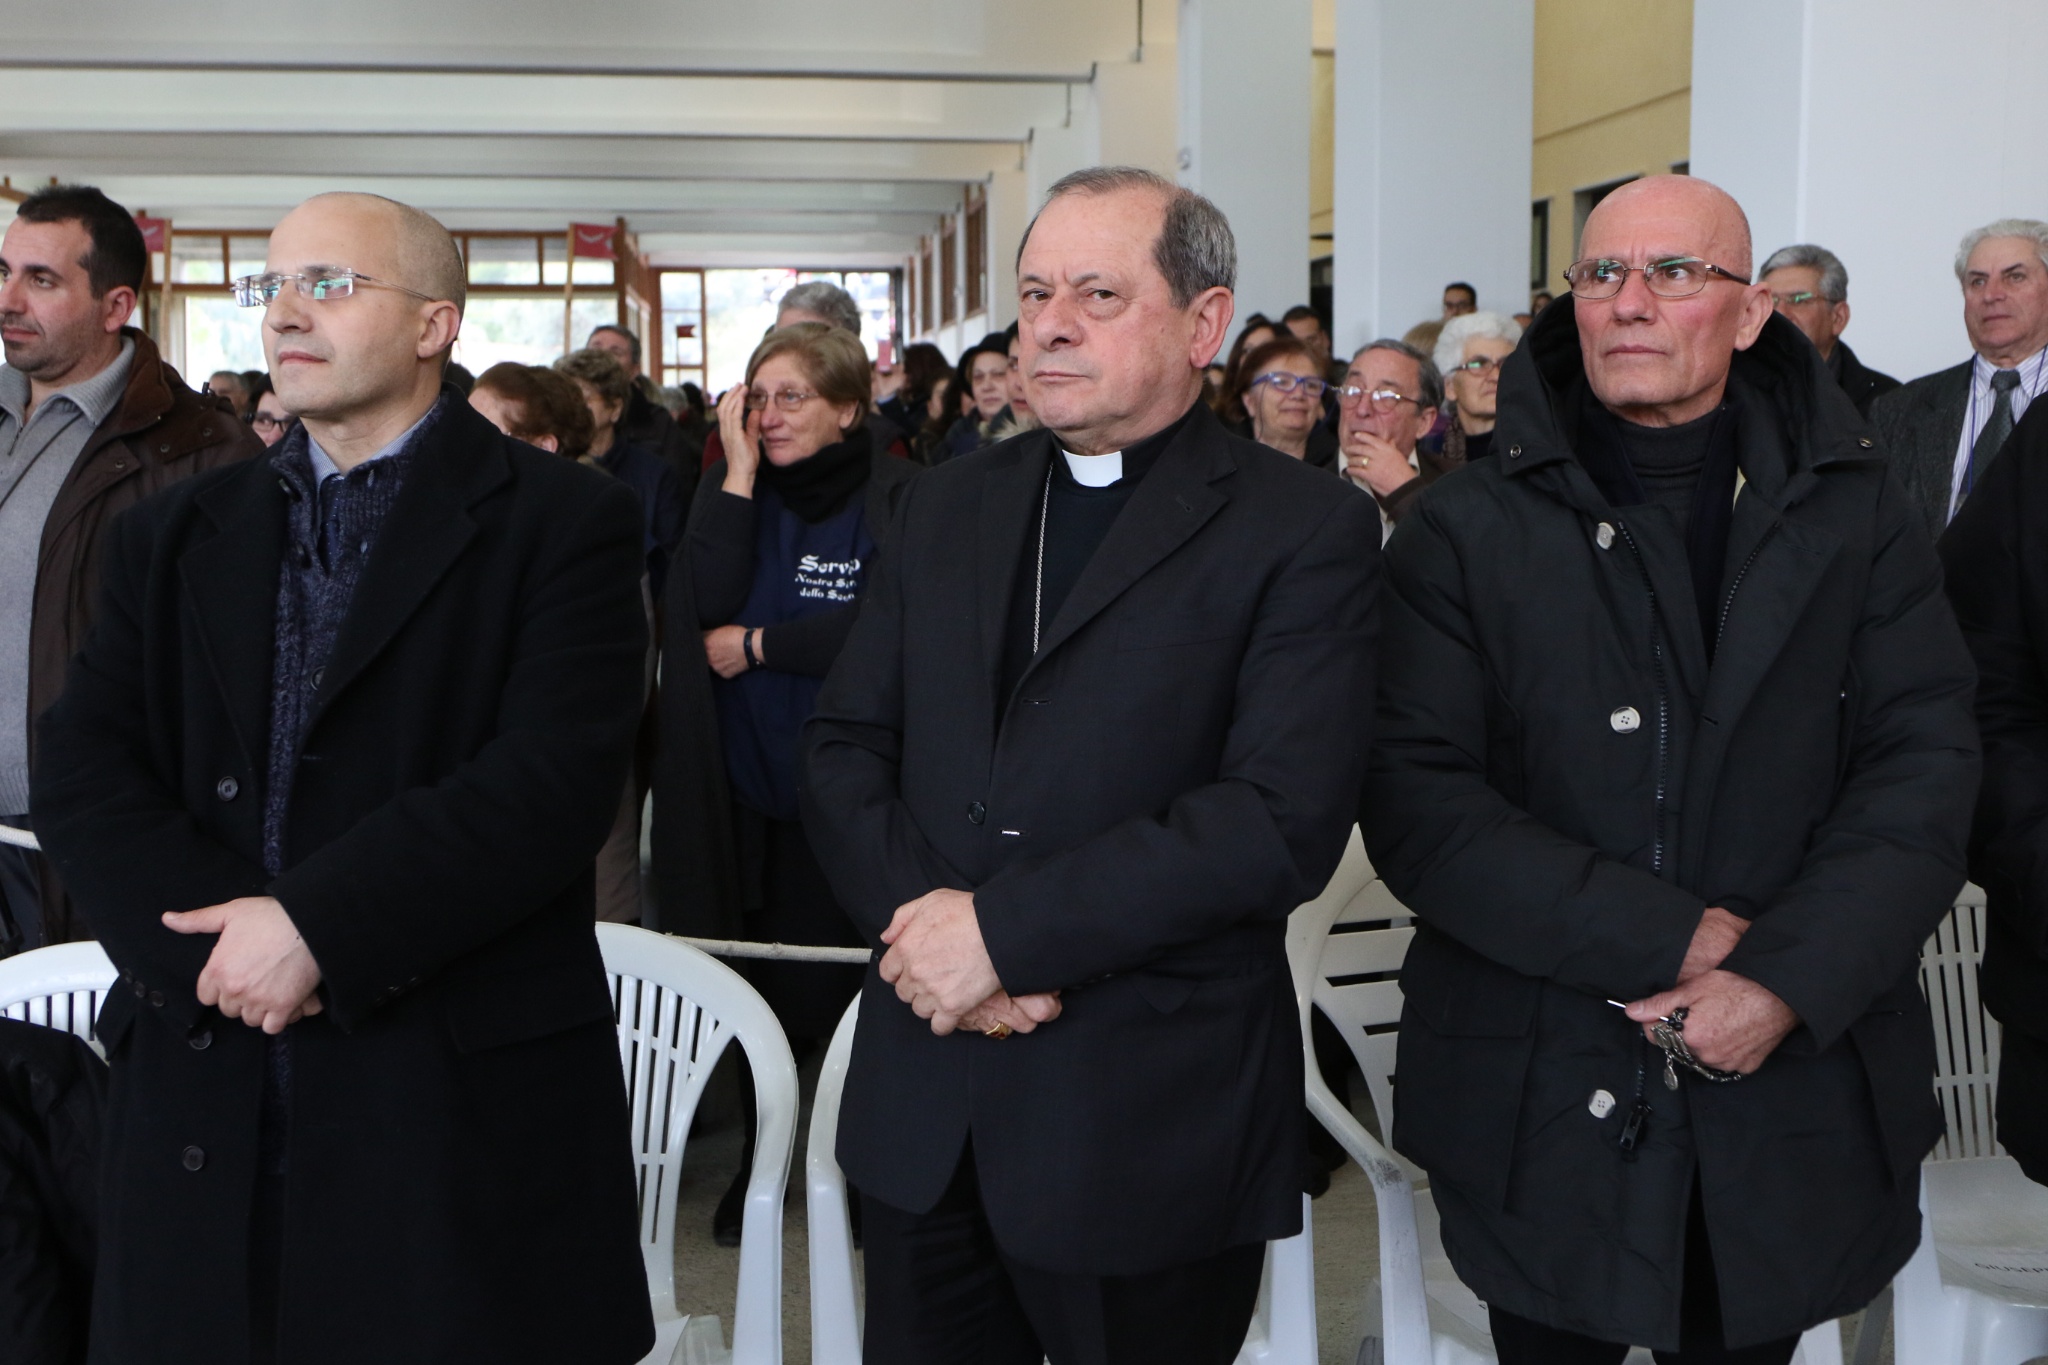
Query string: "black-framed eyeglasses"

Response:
xmin=1250 ymin=372 xmax=1328 ymax=398
xmin=745 ymin=388 xmax=819 ymax=413
xmin=232 ymin=268 xmax=439 ymax=307
xmin=250 ymin=413 xmax=288 ymax=429
xmin=1562 ymin=256 xmax=1751 ymax=301
xmin=1452 ymin=355 xmax=1506 ymax=375
xmin=1335 ymin=385 xmax=1421 ymax=413
xmin=1770 ymin=290 xmax=1819 ymax=308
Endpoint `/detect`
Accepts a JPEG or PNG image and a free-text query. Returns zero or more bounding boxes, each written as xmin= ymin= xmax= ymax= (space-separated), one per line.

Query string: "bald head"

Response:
xmin=290 ymin=192 xmax=466 ymax=314
xmin=1583 ymin=175 xmax=1754 ymax=281
xmin=1573 ymin=174 xmax=1773 ymax=427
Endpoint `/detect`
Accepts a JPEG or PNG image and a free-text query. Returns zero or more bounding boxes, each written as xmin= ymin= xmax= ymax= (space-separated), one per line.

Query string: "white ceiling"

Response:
xmin=0 ymin=0 xmax=1149 ymax=266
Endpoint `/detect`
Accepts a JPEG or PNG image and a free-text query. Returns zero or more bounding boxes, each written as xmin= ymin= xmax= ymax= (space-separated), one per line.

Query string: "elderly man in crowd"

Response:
xmin=32 ymin=191 xmax=653 ymax=1365
xmin=585 ymin=322 xmax=693 ymax=486
xmin=1336 ymin=337 xmax=1449 ymax=538
xmin=1364 ymin=174 xmax=1978 ymax=1363
xmin=1758 ymin=244 xmax=1897 ymax=415
xmin=1876 ymin=218 xmax=2048 ymax=536
xmin=0 ymin=184 xmax=258 ymax=956
xmin=802 ymin=165 xmax=1379 ymax=1364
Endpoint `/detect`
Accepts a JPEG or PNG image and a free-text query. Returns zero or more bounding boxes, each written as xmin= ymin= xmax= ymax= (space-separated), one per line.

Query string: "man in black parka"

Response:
xmin=31 ymin=193 xmax=654 ymax=1365
xmin=1363 ymin=175 xmax=1979 ymax=1362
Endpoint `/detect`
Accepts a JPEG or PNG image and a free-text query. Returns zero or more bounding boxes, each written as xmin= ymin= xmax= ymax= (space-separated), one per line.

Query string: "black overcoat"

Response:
xmin=800 ymin=405 xmax=1382 ymax=1276
xmin=1362 ymin=309 xmax=1980 ymax=1350
xmin=31 ymin=398 xmax=656 ymax=1365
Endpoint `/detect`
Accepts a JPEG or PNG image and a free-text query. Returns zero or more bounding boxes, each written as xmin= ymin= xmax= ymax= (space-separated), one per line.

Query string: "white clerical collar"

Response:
xmin=1062 ymin=447 xmax=1124 ymax=487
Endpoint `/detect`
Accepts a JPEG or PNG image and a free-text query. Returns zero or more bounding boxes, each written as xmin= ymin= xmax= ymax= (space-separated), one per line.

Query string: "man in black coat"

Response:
xmin=1363 ymin=175 xmax=1979 ymax=1362
xmin=31 ymin=193 xmax=654 ymax=1365
xmin=1757 ymin=243 xmax=1899 ymax=415
xmin=800 ymin=166 xmax=1380 ymax=1364
xmin=1872 ymin=218 xmax=2048 ymax=538
xmin=1939 ymin=398 xmax=2048 ymax=1186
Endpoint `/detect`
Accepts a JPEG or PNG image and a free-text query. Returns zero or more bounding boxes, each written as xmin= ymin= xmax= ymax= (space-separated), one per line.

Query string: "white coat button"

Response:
xmin=1588 ymin=1089 xmax=1617 ymax=1119
xmin=1595 ymin=522 xmax=1615 ymax=550
xmin=1610 ymin=706 xmax=1641 ymax=734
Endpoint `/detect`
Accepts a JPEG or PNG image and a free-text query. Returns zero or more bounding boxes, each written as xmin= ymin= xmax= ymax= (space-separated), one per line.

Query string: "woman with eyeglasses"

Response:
xmin=250 ymin=381 xmax=295 ymax=449
xmin=657 ymin=321 xmax=918 ymax=1245
xmin=1238 ymin=334 xmax=1339 ymax=469
xmin=1431 ymin=310 xmax=1524 ymax=465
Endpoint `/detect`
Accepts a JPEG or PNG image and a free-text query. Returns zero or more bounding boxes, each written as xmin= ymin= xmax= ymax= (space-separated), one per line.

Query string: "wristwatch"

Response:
xmin=741 ymin=628 xmax=761 ymax=670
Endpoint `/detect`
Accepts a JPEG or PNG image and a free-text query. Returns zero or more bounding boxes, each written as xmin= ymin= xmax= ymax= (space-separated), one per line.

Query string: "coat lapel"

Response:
xmin=975 ymin=437 xmax=1054 ymax=688
xmin=1026 ymin=418 xmax=1233 ymax=667
xmin=181 ymin=465 xmax=287 ymax=766
xmin=310 ymin=406 xmax=510 ymax=719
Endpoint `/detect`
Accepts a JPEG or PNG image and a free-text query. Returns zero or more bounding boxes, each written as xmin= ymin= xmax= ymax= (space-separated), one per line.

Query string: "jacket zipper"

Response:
xmin=1613 ymin=521 xmax=1671 ymax=875
xmin=1713 ymin=522 xmax=1779 ymax=658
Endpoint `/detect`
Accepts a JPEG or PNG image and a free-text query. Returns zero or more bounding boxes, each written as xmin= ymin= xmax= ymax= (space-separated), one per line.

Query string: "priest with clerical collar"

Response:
xmin=801 ymin=165 xmax=1381 ymax=1364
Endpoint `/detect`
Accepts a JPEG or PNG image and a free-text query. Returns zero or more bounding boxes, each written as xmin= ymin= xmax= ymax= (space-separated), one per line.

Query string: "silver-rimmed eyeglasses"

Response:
xmin=232 ymin=268 xmax=439 ymax=307
xmin=745 ymin=388 xmax=819 ymax=413
xmin=1562 ymin=257 xmax=1750 ymax=301
xmin=1334 ymin=385 xmax=1422 ymax=413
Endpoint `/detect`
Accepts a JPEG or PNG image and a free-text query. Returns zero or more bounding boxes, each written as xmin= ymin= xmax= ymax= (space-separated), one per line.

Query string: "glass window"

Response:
xmin=183 ymin=296 xmax=268 ymax=379
xmin=454 ymin=296 xmax=620 ymax=373
xmin=466 ymin=235 xmax=543 ymax=286
xmin=171 ymin=234 xmax=227 ymax=286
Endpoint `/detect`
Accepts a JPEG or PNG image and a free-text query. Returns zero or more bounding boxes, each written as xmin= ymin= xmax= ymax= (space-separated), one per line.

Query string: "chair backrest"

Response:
xmin=0 ymin=941 xmax=118 ymax=1053
xmin=806 ymin=997 xmax=863 ymax=1365
xmin=595 ymin=922 xmax=797 ymax=1353
xmin=1289 ymin=827 xmax=1412 ymax=1139
xmin=1921 ymin=885 xmax=2002 ymax=1162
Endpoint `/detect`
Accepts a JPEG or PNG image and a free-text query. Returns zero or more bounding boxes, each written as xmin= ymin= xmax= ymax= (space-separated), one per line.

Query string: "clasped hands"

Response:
xmin=162 ymin=896 xmax=324 ymax=1035
xmin=1622 ymin=906 xmax=1798 ymax=1075
xmin=878 ymin=889 xmax=1061 ymax=1037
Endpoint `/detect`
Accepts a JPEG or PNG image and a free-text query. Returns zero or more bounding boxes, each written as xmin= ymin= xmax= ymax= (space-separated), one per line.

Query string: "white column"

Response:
xmin=1693 ymin=0 xmax=2048 ymax=383
xmin=985 ymin=166 xmax=1031 ymax=329
xmin=1177 ymin=0 xmax=1312 ymax=346
xmin=1332 ymin=0 xmax=1533 ymax=356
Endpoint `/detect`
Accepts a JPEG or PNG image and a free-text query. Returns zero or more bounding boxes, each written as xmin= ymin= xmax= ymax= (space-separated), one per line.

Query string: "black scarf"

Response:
xmin=1573 ymin=380 xmax=1742 ymax=659
xmin=755 ymin=424 xmax=872 ymax=523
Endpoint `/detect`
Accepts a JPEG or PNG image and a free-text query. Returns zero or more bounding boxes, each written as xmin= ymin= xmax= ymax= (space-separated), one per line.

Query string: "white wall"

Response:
xmin=1693 ymin=0 xmax=2048 ymax=383
xmin=1178 ymin=0 xmax=1312 ymax=348
xmin=1332 ymin=0 xmax=1533 ymax=355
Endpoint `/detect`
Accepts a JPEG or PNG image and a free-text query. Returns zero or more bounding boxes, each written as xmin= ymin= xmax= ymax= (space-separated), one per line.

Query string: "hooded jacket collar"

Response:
xmin=1494 ymin=301 xmax=1880 ymax=512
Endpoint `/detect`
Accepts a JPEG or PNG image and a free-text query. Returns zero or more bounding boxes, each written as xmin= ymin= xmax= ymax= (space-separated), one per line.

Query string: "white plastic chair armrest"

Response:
xmin=806 ymin=999 xmax=863 ymax=1365
xmin=1306 ymin=1068 xmax=1431 ymax=1365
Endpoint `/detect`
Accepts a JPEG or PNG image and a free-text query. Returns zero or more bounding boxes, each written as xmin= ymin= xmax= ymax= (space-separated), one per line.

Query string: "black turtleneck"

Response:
xmin=1617 ymin=405 xmax=1720 ymax=528
xmin=997 ymin=405 xmax=1195 ymax=717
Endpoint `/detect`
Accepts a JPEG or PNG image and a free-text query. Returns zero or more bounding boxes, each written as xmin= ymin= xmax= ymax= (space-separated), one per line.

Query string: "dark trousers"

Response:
xmin=860 ymin=1143 xmax=1266 ymax=1365
xmin=1488 ymin=1185 xmax=1799 ymax=1365
xmin=1998 ymin=1024 xmax=2048 ymax=1186
xmin=0 ymin=815 xmax=41 ymax=955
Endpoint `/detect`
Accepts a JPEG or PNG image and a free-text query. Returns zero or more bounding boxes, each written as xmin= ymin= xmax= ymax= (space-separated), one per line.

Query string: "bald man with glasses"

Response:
xmin=1364 ymin=175 xmax=1976 ymax=1363
xmin=33 ymin=192 xmax=654 ymax=1365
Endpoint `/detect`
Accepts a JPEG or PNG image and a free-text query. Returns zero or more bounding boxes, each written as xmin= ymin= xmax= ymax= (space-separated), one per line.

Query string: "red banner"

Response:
xmin=135 ymin=216 xmax=169 ymax=252
xmin=570 ymin=223 xmax=615 ymax=260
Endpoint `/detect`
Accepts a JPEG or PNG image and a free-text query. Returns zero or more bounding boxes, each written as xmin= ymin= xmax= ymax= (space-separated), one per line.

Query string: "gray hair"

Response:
xmin=1758 ymin=244 xmax=1849 ymax=302
xmin=1433 ymin=310 xmax=1523 ymax=377
xmin=1955 ymin=219 xmax=2048 ymax=281
xmin=1353 ymin=337 xmax=1444 ymax=412
xmin=777 ymin=279 xmax=862 ymax=336
xmin=1017 ymin=165 xmax=1236 ymax=308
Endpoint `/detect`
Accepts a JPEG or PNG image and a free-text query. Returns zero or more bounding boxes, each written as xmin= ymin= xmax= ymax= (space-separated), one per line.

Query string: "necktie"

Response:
xmin=1962 ymin=368 xmax=2024 ymax=512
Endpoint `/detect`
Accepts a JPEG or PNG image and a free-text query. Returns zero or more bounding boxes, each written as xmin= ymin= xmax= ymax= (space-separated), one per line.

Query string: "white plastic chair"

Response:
xmin=1891 ymin=888 xmax=2048 ymax=1365
xmin=598 ymin=923 xmax=798 ymax=1365
xmin=0 ymin=939 xmax=118 ymax=1055
xmin=1290 ymin=829 xmax=1845 ymax=1365
xmin=803 ymin=995 xmax=1321 ymax=1363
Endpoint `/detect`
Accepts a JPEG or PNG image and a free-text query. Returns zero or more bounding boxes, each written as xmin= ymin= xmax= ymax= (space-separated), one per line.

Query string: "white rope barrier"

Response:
xmin=0 ymin=826 xmax=867 ymax=962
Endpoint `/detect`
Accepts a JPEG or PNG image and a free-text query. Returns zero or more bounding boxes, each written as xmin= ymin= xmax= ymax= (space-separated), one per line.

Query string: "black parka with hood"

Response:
xmin=1362 ymin=307 xmax=1980 ymax=1350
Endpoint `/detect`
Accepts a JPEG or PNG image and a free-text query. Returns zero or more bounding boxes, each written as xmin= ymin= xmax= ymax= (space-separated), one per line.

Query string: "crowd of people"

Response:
xmin=0 ymin=165 xmax=2046 ymax=1365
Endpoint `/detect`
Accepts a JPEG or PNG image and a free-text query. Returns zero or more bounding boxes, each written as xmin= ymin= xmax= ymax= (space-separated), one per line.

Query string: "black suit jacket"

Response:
xmin=1830 ymin=340 xmax=1901 ymax=417
xmin=1942 ymin=394 xmax=2048 ymax=1042
xmin=1873 ymin=358 xmax=1971 ymax=539
xmin=31 ymin=399 xmax=655 ymax=1365
xmin=800 ymin=403 xmax=1381 ymax=1276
